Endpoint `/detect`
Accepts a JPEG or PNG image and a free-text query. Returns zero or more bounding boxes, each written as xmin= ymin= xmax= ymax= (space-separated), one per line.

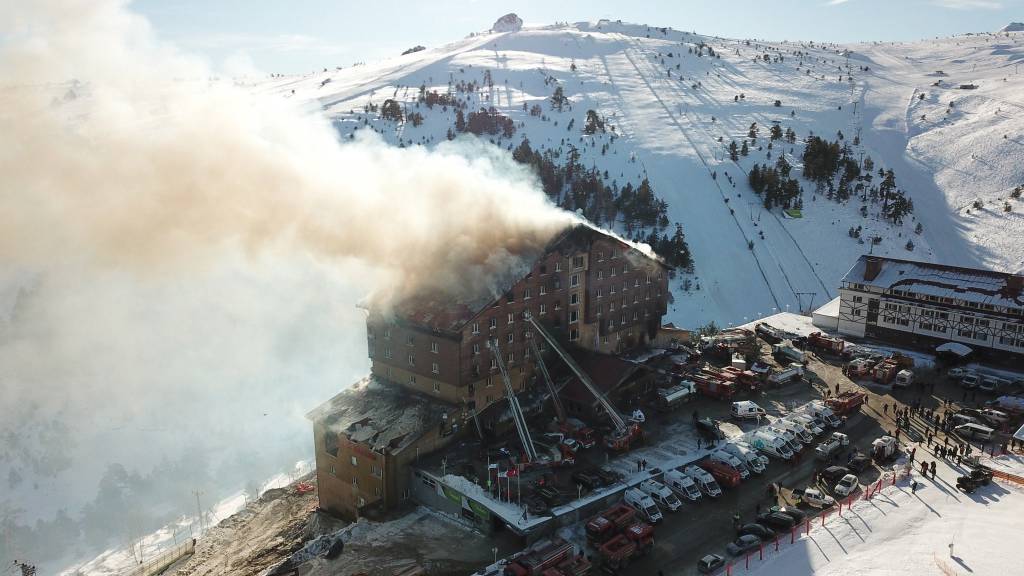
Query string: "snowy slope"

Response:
xmin=252 ymin=22 xmax=1024 ymax=328
xmin=745 ymin=452 xmax=1024 ymax=576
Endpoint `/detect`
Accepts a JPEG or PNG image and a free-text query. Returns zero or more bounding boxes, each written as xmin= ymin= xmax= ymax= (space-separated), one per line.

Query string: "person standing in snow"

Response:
xmin=930 ymin=461 xmax=937 ymax=479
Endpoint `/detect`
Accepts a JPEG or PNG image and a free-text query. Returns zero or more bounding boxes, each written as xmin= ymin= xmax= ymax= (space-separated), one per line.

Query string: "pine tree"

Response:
xmin=729 ymin=140 xmax=739 ymax=161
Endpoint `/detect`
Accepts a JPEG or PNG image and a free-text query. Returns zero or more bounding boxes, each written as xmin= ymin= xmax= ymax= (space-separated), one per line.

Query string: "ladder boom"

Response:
xmin=489 ymin=340 xmax=537 ymax=462
xmin=525 ymin=315 xmax=627 ymax=432
xmin=529 ymin=336 xmax=566 ymax=423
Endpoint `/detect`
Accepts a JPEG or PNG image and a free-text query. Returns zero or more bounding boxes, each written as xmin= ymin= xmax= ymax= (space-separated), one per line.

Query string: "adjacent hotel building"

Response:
xmin=837 ymin=255 xmax=1024 ymax=357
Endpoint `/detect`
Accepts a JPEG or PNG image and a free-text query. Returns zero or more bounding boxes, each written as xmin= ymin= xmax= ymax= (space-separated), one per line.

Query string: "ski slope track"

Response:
xmin=255 ymin=22 xmax=1024 ymax=327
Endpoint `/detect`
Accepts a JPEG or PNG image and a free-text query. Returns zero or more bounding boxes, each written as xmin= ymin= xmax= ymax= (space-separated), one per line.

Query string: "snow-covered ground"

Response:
xmin=252 ymin=23 xmax=1024 ymax=329
xmin=740 ymin=450 xmax=1024 ymax=576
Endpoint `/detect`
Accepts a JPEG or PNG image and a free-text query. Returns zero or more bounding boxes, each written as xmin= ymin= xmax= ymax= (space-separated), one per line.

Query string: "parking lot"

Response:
xmin=613 ymin=344 xmax=1021 ymax=575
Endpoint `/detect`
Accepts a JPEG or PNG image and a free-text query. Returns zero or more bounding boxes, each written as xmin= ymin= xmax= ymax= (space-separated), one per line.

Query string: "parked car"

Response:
xmin=737 ymin=523 xmax=776 ymax=540
xmin=834 ymin=474 xmax=859 ymax=497
xmin=698 ymin=554 xmax=726 ymax=574
xmin=847 ymin=453 xmax=872 ymax=472
xmin=961 ymin=374 xmax=980 ymax=389
xmin=571 ymin=469 xmax=604 ymax=490
xmin=696 ymin=417 xmax=726 ymax=441
xmin=948 ymin=367 xmax=967 ymax=378
xmin=793 ymin=487 xmax=835 ymax=508
xmin=820 ymin=465 xmax=852 ymax=484
xmin=756 ymin=511 xmax=797 ymax=530
xmin=774 ymin=507 xmax=806 ymax=524
xmin=726 ymin=534 xmax=762 ymax=556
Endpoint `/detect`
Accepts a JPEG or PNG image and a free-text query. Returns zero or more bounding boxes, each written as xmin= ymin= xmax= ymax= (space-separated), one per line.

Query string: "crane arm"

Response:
xmin=489 ymin=339 xmax=537 ymax=462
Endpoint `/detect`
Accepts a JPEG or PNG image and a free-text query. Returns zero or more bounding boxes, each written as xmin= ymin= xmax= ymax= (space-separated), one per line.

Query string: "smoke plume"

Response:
xmin=0 ymin=0 xmax=574 ymax=566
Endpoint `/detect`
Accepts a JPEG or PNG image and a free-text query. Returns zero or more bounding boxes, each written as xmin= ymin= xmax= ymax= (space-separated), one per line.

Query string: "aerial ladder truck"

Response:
xmin=525 ymin=315 xmax=643 ymax=452
xmin=489 ymin=339 xmax=538 ymax=463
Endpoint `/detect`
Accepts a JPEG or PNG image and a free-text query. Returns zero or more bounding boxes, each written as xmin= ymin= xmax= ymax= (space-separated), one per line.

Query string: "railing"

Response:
xmin=122 ymin=539 xmax=195 ymax=576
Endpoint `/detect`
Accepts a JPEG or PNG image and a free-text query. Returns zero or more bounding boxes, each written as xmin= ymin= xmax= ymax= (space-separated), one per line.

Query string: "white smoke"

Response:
xmin=0 ymin=0 xmax=575 ymax=565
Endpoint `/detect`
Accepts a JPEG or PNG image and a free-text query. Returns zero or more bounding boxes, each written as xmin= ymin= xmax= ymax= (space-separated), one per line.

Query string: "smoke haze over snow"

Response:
xmin=0 ymin=0 xmax=573 ymax=567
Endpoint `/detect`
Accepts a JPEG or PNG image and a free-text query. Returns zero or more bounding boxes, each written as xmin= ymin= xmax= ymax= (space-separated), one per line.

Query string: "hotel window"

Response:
xmin=646 ymin=274 xmax=652 ymax=284
xmin=473 ymin=343 xmax=480 ymax=355
xmin=573 ymin=255 xmax=585 ymax=269
xmin=406 ymin=335 xmax=414 ymax=346
xmin=597 ymin=250 xmax=604 ymax=261
xmin=507 ymin=312 xmax=514 ymax=324
xmin=610 ymin=266 xmax=617 ymax=277
xmin=524 ymin=288 xmax=532 ymax=299
xmin=598 ymin=270 xmax=604 ymax=280
xmin=570 ymin=274 xmax=580 ymax=288
xmin=352 ymin=477 xmax=359 ymax=488
xmin=555 ymin=261 xmax=562 ymax=272
xmin=540 ymin=285 xmax=547 ymax=295
xmin=330 ymin=464 xmax=336 ymax=476
xmin=634 ymin=278 xmax=640 ymax=287
xmin=383 ymin=328 xmax=391 ymax=339
xmin=570 ymin=310 xmax=579 ymax=324
xmin=472 ymin=322 xmax=479 ymax=334
xmin=507 ymin=332 xmax=514 ymax=344
xmin=431 ymin=362 xmax=439 ymax=374
xmin=569 ymin=328 xmax=579 ymax=341
xmin=409 ymin=375 xmax=417 ymax=385
xmin=597 ymin=287 xmax=604 ymax=298
xmin=407 ymin=353 xmax=415 ymax=366
xmin=384 ymin=346 xmax=392 ymax=359
xmin=540 ymin=304 xmax=547 ymax=315
xmin=351 ymin=456 xmax=358 ymax=467
xmin=490 ymin=358 xmax=497 ymax=370
xmin=570 ymin=293 xmax=580 ymax=306
xmin=508 ymin=352 xmax=515 ymax=364
xmin=433 ymin=381 xmax=440 ymax=393
xmin=489 ymin=317 xmax=497 ymax=330
xmin=430 ymin=341 xmax=438 ymax=354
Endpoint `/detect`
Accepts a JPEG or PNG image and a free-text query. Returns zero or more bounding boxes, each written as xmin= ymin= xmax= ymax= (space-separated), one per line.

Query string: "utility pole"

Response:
xmin=193 ymin=489 xmax=204 ymax=534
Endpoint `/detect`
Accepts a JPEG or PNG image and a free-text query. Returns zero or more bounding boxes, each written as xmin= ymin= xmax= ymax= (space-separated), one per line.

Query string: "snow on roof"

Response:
xmin=812 ymin=296 xmax=841 ymax=319
xmin=842 ymin=256 xmax=1024 ymax=310
xmin=935 ymin=341 xmax=973 ymax=356
xmin=307 ymin=376 xmax=455 ymax=454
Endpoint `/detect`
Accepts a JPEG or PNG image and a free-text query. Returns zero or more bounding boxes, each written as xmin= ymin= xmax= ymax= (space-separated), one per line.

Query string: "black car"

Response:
xmin=737 ymin=523 xmax=776 ymax=540
xmin=571 ymin=469 xmax=604 ymax=490
xmin=820 ymin=465 xmax=852 ymax=484
xmin=727 ymin=534 xmax=762 ymax=556
xmin=756 ymin=511 xmax=797 ymax=530
xmin=696 ymin=417 xmax=725 ymax=441
xmin=775 ymin=507 xmax=806 ymax=523
xmin=534 ymin=486 xmax=565 ymax=506
xmin=847 ymin=453 xmax=871 ymax=473
xmin=594 ymin=468 xmax=622 ymax=485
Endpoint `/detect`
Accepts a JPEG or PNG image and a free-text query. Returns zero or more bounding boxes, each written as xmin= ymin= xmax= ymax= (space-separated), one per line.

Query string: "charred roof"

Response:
xmin=307 ymin=376 xmax=456 ymax=454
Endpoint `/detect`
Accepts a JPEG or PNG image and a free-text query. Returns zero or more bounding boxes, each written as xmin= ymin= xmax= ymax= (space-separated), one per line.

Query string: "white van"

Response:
xmin=637 ymin=479 xmax=682 ymax=512
xmin=790 ymin=414 xmax=824 ymax=436
xmin=954 ymin=423 xmax=995 ymax=441
xmin=624 ymin=487 xmax=663 ymax=523
xmin=894 ymin=369 xmax=914 ymax=388
xmin=731 ymin=400 xmax=767 ymax=420
xmin=809 ymin=402 xmax=842 ymax=428
xmin=723 ymin=442 xmax=767 ymax=474
xmin=767 ymin=425 xmax=805 ymax=452
xmin=710 ymin=450 xmax=750 ymax=479
xmin=775 ymin=419 xmax=814 ymax=444
xmin=683 ymin=465 xmax=723 ymax=497
xmin=751 ymin=431 xmax=794 ymax=460
xmin=664 ymin=469 xmax=702 ymax=502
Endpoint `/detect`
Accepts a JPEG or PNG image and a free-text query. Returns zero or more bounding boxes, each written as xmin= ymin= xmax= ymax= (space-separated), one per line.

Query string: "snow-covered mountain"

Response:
xmin=998 ymin=22 xmax=1024 ymax=33
xmin=251 ymin=20 xmax=1024 ymax=328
